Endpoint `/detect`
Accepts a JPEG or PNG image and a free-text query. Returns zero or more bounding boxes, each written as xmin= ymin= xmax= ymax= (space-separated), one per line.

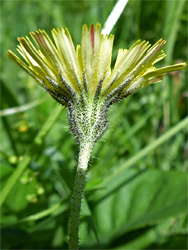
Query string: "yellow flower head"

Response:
xmin=7 ymin=24 xmax=186 ymax=144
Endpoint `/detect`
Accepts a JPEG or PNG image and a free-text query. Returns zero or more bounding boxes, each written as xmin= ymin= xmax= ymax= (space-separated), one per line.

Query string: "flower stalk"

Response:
xmin=69 ymin=142 xmax=92 ymax=249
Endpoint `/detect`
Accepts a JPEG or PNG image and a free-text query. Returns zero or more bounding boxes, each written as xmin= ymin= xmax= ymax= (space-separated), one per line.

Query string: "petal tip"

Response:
xmin=90 ymin=24 xmax=94 ymax=51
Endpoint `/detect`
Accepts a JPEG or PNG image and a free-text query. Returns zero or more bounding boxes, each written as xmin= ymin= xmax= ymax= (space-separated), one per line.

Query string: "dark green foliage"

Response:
xmin=1 ymin=0 xmax=187 ymax=249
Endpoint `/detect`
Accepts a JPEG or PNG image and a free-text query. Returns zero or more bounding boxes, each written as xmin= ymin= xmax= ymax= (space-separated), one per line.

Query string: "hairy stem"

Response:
xmin=69 ymin=142 xmax=92 ymax=250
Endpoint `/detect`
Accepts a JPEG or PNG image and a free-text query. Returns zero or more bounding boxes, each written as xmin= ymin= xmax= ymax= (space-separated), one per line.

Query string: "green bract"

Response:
xmin=7 ymin=23 xmax=186 ymax=145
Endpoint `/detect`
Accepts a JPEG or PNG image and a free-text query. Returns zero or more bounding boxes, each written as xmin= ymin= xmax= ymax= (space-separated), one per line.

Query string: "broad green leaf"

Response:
xmin=82 ymin=169 xmax=187 ymax=246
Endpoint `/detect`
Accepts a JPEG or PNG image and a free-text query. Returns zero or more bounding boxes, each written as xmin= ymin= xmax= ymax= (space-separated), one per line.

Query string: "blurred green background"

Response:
xmin=1 ymin=0 xmax=187 ymax=249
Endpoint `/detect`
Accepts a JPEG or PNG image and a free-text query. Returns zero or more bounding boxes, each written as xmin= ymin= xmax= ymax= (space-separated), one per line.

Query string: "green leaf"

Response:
xmin=86 ymin=169 xmax=187 ymax=246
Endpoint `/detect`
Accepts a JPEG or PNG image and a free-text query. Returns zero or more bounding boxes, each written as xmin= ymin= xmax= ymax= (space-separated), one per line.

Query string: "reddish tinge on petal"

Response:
xmin=90 ymin=24 xmax=94 ymax=52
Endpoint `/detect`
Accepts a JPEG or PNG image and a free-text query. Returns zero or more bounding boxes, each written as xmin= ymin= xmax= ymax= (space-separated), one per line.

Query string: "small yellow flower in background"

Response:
xmin=7 ymin=23 xmax=186 ymax=146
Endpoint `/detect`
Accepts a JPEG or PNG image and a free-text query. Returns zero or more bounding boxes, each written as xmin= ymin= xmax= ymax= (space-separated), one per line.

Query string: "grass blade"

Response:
xmin=103 ymin=116 xmax=188 ymax=185
xmin=0 ymin=97 xmax=48 ymax=117
xmin=102 ymin=0 xmax=129 ymax=35
xmin=163 ymin=0 xmax=186 ymax=63
xmin=162 ymin=0 xmax=186 ymax=126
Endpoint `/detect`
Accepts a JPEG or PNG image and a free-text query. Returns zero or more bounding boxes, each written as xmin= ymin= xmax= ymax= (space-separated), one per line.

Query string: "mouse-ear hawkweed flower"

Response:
xmin=7 ymin=23 xmax=186 ymax=249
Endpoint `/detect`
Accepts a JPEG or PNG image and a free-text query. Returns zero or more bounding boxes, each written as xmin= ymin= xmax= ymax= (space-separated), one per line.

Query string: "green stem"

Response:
xmin=69 ymin=142 xmax=92 ymax=250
